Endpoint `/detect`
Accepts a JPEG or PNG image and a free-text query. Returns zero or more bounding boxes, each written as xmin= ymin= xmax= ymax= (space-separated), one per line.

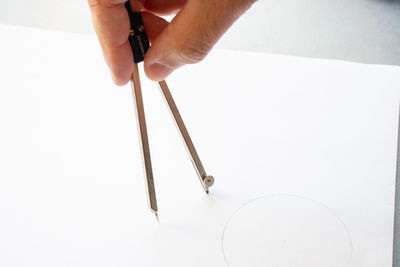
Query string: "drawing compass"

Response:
xmin=125 ymin=2 xmax=214 ymax=220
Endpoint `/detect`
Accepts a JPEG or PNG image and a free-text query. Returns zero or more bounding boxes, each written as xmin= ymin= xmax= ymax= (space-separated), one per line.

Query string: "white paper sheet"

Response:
xmin=0 ymin=24 xmax=399 ymax=267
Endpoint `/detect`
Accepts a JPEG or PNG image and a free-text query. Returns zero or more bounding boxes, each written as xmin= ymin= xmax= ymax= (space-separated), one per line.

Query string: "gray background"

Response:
xmin=0 ymin=0 xmax=399 ymax=265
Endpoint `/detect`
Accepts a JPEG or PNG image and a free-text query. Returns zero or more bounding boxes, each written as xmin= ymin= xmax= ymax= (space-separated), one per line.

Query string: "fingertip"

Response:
xmin=112 ymin=77 xmax=129 ymax=86
xmin=111 ymin=70 xmax=131 ymax=86
xmin=144 ymin=62 xmax=173 ymax=81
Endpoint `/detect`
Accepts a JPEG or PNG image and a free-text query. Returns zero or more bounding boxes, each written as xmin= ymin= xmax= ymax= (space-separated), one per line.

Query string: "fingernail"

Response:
xmin=148 ymin=63 xmax=173 ymax=81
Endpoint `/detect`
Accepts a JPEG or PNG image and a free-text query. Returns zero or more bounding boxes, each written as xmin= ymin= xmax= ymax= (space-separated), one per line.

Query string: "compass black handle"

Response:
xmin=125 ymin=1 xmax=150 ymax=63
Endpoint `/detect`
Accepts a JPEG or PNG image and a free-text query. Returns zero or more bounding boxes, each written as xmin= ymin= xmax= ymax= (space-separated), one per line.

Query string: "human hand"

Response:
xmin=88 ymin=0 xmax=255 ymax=85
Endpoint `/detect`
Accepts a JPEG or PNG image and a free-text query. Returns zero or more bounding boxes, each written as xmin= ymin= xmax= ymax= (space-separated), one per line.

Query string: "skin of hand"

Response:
xmin=88 ymin=0 xmax=256 ymax=85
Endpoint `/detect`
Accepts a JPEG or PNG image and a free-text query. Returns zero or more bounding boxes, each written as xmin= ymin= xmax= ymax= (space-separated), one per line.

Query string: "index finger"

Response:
xmin=88 ymin=0 xmax=134 ymax=85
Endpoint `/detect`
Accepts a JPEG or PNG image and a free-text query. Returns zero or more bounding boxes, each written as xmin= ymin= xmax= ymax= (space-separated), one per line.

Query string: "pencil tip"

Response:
xmin=155 ymin=212 xmax=160 ymax=223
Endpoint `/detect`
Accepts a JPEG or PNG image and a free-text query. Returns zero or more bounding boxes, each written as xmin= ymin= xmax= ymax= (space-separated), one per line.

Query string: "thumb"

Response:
xmin=143 ymin=0 xmax=255 ymax=81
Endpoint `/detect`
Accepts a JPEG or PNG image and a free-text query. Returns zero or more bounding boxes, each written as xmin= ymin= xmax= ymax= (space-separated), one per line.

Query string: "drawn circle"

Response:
xmin=222 ymin=195 xmax=353 ymax=267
